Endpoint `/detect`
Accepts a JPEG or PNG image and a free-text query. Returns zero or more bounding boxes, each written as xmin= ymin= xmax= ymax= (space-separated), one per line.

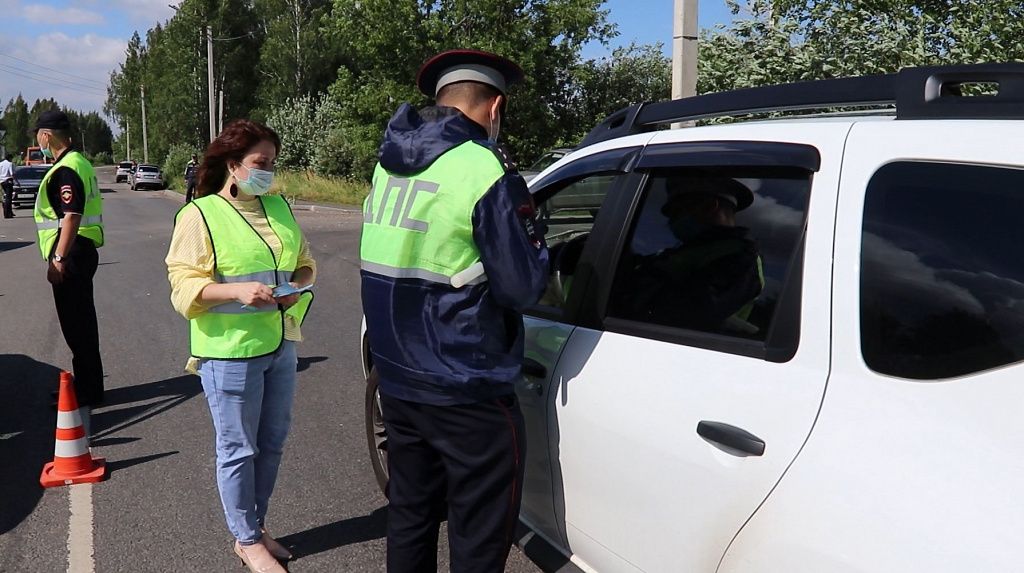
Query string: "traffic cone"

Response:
xmin=39 ymin=371 xmax=107 ymax=488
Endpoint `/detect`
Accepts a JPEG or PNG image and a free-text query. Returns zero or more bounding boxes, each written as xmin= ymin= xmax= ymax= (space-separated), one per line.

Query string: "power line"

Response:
xmin=0 ymin=63 xmax=108 ymax=95
xmin=0 ymin=65 xmax=108 ymax=96
xmin=0 ymin=50 xmax=107 ymax=87
xmin=211 ymin=31 xmax=254 ymax=41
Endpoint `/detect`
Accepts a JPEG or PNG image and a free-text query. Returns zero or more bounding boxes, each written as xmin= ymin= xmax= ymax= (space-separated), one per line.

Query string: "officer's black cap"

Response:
xmin=664 ymin=176 xmax=755 ymax=212
xmin=33 ymin=110 xmax=71 ymax=133
xmin=417 ymin=49 xmax=524 ymax=98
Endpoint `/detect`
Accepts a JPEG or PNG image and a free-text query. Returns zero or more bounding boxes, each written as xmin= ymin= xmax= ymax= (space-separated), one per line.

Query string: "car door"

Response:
xmin=515 ymin=144 xmax=646 ymax=546
xmin=719 ymin=120 xmax=1024 ymax=572
xmin=545 ymin=127 xmax=848 ymax=572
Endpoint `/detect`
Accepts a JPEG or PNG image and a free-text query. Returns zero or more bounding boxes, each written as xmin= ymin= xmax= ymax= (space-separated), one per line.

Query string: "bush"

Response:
xmin=91 ymin=151 xmax=113 ymax=165
xmin=163 ymin=143 xmax=198 ymax=191
xmin=266 ymin=93 xmax=344 ymax=174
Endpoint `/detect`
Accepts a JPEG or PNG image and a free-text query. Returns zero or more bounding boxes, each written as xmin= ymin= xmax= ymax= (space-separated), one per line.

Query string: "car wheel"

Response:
xmin=364 ymin=367 xmax=389 ymax=493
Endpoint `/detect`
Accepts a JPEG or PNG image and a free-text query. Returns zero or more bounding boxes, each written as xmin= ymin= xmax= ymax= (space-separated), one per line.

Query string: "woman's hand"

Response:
xmin=234 ymin=282 xmax=276 ymax=307
xmin=275 ymin=282 xmax=301 ymax=309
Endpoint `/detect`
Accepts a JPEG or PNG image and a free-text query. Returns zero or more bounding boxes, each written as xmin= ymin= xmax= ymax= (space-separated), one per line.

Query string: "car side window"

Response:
xmin=861 ymin=162 xmax=1024 ymax=380
xmin=606 ymin=168 xmax=811 ymax=345
xmin=533 ymin=173 xmax=618 ymax=309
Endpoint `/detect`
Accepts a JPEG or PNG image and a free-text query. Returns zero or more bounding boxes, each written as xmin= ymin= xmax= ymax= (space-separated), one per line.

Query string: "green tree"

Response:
xmin=565 ymin=42 xmax=671 ymax=145
xmin=253 ymin=0 xmax=340 ymax=111
xmin=3 ymin=95 xmax=31 ymax=155
xmin=325 ymin=0 xmax=616 ymax=179
xmin=698 ymin=0 xmax=1024 ymax=96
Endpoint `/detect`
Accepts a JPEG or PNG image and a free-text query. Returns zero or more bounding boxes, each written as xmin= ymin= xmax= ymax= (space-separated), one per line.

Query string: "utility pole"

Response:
xmin=207 ymin=26 xmax=216 ymax=142
xmin=140 ymin=85 xmax=149 ymax=163
xmin=672 ymin=0 xmax=698 ymax=101
xmin=126 ymin=119 xmax=131 ymax=161
xmin=218 ymin=88 xmax=224 ymax=134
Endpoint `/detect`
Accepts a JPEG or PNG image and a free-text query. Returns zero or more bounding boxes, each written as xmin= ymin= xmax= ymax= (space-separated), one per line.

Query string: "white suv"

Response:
xmin=363 ymin=63 xmax=1024 ymax=572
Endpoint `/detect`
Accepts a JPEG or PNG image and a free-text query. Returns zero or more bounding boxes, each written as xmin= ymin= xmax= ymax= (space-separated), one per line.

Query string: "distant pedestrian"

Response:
xmin=184 ymin=153 xmax=199 ymax=202
xmin=165 ymin=120 xmax=315 ymax=573
xmin=32 ymin=110 xmax=106 ymax=434
xmin=1 ymin=153 xmax=14 ymax=218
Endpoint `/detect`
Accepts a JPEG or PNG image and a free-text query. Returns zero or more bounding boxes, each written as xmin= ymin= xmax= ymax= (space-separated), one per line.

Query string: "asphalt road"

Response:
xmin=0 ymin=167 xmax=538 ymax=572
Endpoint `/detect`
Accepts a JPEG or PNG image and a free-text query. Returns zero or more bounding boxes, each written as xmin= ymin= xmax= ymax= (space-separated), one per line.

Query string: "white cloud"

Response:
xmin=23 ymin=4 xmax=104 ymax=25
xmin=73 ymin=0 xmax=178 ymax=25
xmin=0 ymin=32 xmax=125 ymax=116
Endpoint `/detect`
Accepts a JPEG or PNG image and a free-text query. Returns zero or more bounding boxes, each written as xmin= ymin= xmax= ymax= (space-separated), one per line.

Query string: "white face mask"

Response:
xmin=232 ymin=164 xmax=274 ymax=196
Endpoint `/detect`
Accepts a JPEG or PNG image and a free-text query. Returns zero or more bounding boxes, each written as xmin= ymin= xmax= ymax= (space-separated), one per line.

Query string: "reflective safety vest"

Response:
xmin=360 ymin=141 xmax=504 ymax=286
xmin=34 ymin=150 xmax=104 ymax=260
xmin=178 ymin=194 xmax=313 ymax=359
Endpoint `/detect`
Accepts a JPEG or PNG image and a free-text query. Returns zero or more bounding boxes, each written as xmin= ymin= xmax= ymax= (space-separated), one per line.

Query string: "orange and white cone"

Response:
xmin=39 ymin=371 xmax=107 ymax=488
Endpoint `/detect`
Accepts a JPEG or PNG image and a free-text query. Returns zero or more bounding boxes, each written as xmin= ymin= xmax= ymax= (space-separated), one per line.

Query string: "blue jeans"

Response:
xmin=198 ymin=341 xmax=297 ymax=544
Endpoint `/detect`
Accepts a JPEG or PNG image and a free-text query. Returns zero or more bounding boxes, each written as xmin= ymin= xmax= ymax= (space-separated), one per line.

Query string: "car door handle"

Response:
xmin=522 ymin=358 xmax=547 ymax=379
xmin=696 ymin=421 xmax=765 ymax=456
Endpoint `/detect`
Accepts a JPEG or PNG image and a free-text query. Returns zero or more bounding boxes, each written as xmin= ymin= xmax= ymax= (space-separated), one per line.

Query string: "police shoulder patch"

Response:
xmin=60 ymin=185 xmax=74 ymax=205
xmin=477 ymin=140 xmax=517 ymax=173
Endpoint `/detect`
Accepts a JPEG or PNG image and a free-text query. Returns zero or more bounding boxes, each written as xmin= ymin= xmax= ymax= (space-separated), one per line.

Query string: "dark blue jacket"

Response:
xmin=362 ymin=104 xmax=549 ymax=405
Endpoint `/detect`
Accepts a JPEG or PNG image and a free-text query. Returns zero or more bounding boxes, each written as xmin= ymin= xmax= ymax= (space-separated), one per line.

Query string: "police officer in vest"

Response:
xmin=33 ymin=110 xmax=105 ymax=433
xmin=361 ymin=50 xmax=549 ymax=572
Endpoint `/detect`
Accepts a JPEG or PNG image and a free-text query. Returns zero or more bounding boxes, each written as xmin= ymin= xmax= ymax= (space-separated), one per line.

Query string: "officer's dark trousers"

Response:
xmin=381 ymin=393 xmax=525 ymax=573
xmin=51 ymin=236 xmax=104 ymax=406
xmin=185 ymin=180 xmax=196 ymax=203
xmin=1 ymin=180 xmax=13 ymax=217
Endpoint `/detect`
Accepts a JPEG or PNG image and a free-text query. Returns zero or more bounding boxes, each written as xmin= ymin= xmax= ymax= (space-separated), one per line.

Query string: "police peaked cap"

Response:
xmin=664 ymin=176 xmax=755 ymax=212
xmin=33 ymin=110 xmax=72 ymax=132
xmin=417 ymin=49 xmax=525 ymax=97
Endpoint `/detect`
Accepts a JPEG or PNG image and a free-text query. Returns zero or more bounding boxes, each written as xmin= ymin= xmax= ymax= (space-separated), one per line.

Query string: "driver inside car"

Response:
xmin=622 ymin=175 xmax=764 ymax=334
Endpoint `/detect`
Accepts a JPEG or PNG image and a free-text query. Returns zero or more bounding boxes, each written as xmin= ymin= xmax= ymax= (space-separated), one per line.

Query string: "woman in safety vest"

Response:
xmin=165 ymin=120 xmax=314 ymax=573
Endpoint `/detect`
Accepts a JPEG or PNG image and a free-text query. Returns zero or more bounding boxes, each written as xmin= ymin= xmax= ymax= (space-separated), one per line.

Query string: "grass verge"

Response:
xmin=272 ymin=171 xmax=368 ymax=207
xmin=160 ymin=170 xmax=369 ymax=206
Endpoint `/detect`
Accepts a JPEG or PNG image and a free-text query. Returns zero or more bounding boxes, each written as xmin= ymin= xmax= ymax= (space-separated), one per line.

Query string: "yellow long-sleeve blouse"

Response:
xmin=165 ymin=195 xmax=316 ymax=369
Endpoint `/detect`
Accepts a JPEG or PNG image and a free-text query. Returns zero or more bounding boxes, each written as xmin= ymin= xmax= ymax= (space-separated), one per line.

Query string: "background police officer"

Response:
xmin=360 ymin=50 xmax=549 ymax=572
xmin=0 ymin=153 xmax=14 ymax=218
xmin=33 ymin=110 xmax=105 ymax=434
xmin=184 ymin=153 xmax=199 ymax=202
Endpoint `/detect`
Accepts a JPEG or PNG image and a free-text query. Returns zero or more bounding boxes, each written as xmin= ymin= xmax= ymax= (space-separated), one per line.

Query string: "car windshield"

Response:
xmin=28 ymin=150 xmax=43 ymax=161
xmin=15 ymin=166 xmax=50 ymax=178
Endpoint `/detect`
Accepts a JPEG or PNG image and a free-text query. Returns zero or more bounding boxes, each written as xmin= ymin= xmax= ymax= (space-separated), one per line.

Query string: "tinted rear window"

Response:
xmin=138 ymin=166 xmax=158 ymax=173
xmin=119 ymin=162 xmax=133 ymax=168
xmin=861 ymin=161 xmax=1024 ymax=379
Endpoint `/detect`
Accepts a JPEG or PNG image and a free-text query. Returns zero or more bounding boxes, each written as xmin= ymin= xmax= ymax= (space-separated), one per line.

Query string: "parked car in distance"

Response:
xmin=11 ymin=164 xmax=51 ymax=208
xmin=130 ymin=164 xmax=165 ymax=190
xmin=521 ymin=147 xmax=572 ymax=182
xmin=115 ymin=161 xmax=134 ymax=183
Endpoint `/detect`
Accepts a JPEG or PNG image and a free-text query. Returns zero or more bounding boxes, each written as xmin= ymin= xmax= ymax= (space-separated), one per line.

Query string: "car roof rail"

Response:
xmin=579 ymin=63 xmax=1024 ymax=148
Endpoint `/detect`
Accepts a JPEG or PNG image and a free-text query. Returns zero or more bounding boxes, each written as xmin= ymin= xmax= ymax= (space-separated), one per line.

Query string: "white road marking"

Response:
xmin=67 ymin=484 xmax=95 ymax=573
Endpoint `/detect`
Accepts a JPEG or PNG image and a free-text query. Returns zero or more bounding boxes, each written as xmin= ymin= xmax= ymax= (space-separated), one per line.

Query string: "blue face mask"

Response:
xmin=233 ymin=164 xmax=274 ymax=196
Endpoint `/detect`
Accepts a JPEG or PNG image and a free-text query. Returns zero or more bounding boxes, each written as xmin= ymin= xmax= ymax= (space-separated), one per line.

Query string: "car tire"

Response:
xmin=364 ymin=367 xmax=389 ymax=494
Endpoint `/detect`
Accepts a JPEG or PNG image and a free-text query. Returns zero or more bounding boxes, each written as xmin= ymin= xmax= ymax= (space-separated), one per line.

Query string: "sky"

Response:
xmin=0 ymin=0 xmax=736 ymax=122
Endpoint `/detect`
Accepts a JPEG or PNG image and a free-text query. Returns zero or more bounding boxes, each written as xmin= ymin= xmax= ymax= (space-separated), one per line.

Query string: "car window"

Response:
xmin=861 ymin=161 xmax=1024 ymax=380
xmin=28 ymin=149 xmax=43 ymax=161
xmin=606 ymin=168 xmax=811 ymax=343
xmin=119 ymin=162 xmax=133 ymax=169
xmin=528 ymin=151 xmax=566 ymax=173
xmin=533 ymin=173 xmax=618 ymax=309
xmin=139 ymin=166 xmax=158 ymax=173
